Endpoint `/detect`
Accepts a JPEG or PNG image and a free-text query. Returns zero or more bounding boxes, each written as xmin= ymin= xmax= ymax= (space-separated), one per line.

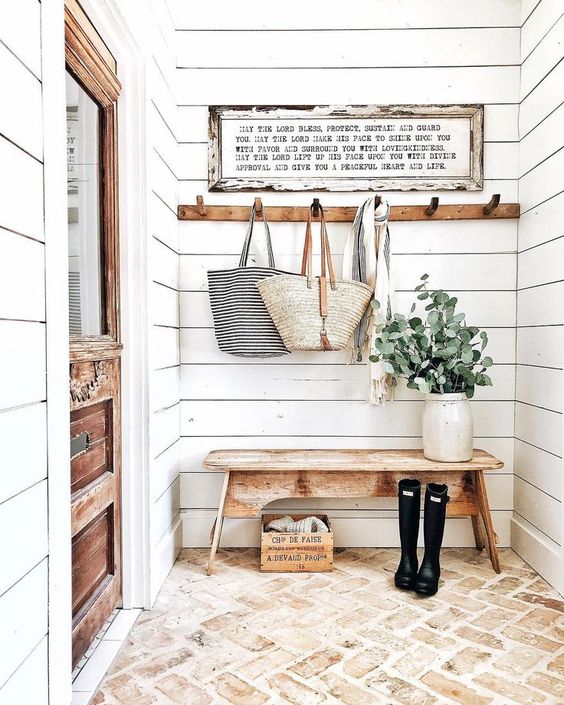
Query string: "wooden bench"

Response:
xmin=203 ymin=449 xmax=504 ymax=576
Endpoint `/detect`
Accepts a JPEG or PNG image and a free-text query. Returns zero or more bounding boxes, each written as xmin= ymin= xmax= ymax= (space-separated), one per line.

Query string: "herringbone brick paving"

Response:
xmin=93 ymin=548 xmax=564 ymax=704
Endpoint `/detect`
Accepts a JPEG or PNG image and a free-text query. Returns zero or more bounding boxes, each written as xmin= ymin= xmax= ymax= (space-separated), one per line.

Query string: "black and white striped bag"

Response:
xmin=207 ymin=204 xmax=290 ymax=357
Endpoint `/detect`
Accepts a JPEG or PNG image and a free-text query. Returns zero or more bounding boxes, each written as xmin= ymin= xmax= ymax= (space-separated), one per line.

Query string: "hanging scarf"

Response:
xmin=341 ymin=196 xmax=394 ymax=404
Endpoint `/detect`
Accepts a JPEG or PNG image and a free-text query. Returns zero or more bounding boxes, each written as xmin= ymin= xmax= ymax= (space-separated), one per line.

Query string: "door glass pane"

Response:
xmin=66 ymin=71 xmax=103 ymax=336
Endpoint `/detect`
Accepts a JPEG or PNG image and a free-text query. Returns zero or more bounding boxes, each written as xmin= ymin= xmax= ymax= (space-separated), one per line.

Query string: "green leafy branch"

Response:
xmin=369 ymin=274 xmax=493 ymax=398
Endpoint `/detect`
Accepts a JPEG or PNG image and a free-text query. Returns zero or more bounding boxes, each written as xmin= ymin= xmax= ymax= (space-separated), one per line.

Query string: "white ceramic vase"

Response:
xmin=422 ymin=392 xmax=473 ymax=462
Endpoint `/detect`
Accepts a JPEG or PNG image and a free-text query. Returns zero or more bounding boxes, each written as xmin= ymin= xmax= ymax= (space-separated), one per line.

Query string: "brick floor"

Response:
xmin=93 ymin=548 xmax=564 ymax=704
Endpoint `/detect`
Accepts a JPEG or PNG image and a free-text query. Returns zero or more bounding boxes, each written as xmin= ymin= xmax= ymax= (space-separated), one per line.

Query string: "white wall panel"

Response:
xmin=176 ymin=29 xmax=519 ymax=68
xmin=515 ymin=402 xmax=562 ymax=457
xmin=0 ymin=481 xmax=48 ymax=597
xmin=171 ymin=0 xmax=520 ymax=30
xmin=515 ymin=365 xmax=563 ymax=413
xmin=515 ymin=439 xmax=562 ymax=501
xmin=0 ymin=403 xmax=46 ymax=504
xmin=0 ymin=42 xmax=43 ymax=160
xmin=0 ymin=229 xmax=45 ymax=321
xmin=0 ymin=637 xmax=48 ymax=705
xmin=0 ymin=560 xmax=47 ymax=689
xmin=0 ymin=321 xmax=45 ymax=411
xmin=517 ymin=281 xmax=564 ymax=327
xmin=516 ymin=325 xmax=563 ymax=369
xmin=519 ymin=59 xmax=564 ymax=135
xmin=514 ymin=476 xmax=561 ymax=544
xmin=176 ymin=67 xmax=519 ymax=106
xmin=0 ymin=0 xmax=41 ymax=78
xmin=0 ymin=137 xmax=43 ymax=240
xmin=521 ymin=15 xmax=564 ymax=97
xmin=521 ymin=0 xmax=563 ymax=58
xmin=518 ymin=192 xmax=564 ymax=251
xmin=517 ymin=237 xmax=564 ymax=289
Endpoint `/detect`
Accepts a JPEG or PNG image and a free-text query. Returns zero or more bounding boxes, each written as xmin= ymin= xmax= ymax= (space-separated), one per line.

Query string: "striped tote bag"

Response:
xmin=207 ymin=203 xmax=290 ymax=357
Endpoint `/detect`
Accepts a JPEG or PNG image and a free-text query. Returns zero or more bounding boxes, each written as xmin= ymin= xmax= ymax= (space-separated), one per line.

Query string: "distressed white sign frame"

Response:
xmin=208 ymin=104 xmax=484 ymax=192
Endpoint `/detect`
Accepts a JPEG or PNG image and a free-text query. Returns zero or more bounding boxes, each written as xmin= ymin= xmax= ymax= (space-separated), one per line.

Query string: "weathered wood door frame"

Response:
xmin=65 ymin=0 xmax=124 ymax=668
xmin=45 ymin=0 xmax=151 ymax=700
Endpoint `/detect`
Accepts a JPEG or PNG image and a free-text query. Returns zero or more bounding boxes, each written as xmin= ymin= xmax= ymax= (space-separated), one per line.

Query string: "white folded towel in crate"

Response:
xmin=265 ymin=515 xmax=329 ymax=533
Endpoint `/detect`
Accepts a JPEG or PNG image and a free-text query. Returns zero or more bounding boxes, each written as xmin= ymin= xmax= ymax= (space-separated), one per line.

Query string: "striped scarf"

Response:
xmin=342 ymin=197 xmax=394 ymax=404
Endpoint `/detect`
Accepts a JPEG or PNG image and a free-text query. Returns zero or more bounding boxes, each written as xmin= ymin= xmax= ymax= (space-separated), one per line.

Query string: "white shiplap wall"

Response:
xmin=171 ymin=0 xmax=521 ymax=548
xmin=0 ymin=0 xmax=49 ymax=701
xmin=144 ymin=0 xmax=182 ymax=604
xmin=512 ymin=0 xmax=564 ymax=594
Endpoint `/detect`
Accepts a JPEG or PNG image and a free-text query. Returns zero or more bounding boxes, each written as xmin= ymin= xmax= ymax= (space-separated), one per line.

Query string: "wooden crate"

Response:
xmin=260 ymin=514 xmax=333 ymax=572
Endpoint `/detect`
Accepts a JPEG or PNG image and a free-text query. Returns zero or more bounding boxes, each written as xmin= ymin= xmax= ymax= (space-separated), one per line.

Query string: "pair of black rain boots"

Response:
xmin=394 ymin=479 xmax=449 ymax=596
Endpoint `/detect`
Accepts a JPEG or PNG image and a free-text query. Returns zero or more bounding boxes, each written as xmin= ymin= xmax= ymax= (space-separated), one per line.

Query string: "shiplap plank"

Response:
xmin=519 ymin=102 xmax=564 ymax=177
xmin=0 ymin=0 xmax=41 ymax=78
xmin=147 ymin=59 xmax=177 ymax=141
xmin=151 ymin=477 xmax=180 ymax=542
xmin=149 ymin=101 xmax=178 ymax=180
xmin=152 ymin=403 xmax=180 ymax=458
xmin=0 ymin=637 xmax=47 ymax=705
xmin=181 ymin=509 xmax=512 ymax=548
xmin=149 ymin=149 xmax=177 ymax=215
xmin=149 ymin=191 xmax=179 ymax=253
xmin=0 ymin=137 xmax=43 ymax=240
xmin=178 ymin=435 xmax=515 ymax=472
xmin=515 ymin=401 xmax=563 ymax=457
xmin=180 ymin=327 xmax=516 ymax=365
xmin=151 ymin=365 xmax=180 ymax=412
xmin=175 ymin=67 xmax=519 ymax=105
xmin=179 ymin=218 xmax=518 ymax=256
xmin=177 ymin=104 xmax=519 ymax=144
xmin=520 ymin=57 xmax=564 ymax=136
xmin=180 ymin=253 xmax=516 ymax=292
xmin=518 ymin=237 xmax=564 ymax=289
xmin=150 ymin=519 xmax=182 ymax=604
xmin=151 ymin=282 xmax=179 ymax=328
xmin=516 ymin=325 xmax=564 ymax=369
xmin=0 ymin=42 xmax=42 ymax=160
xmin=176 ymin=28 xmax=519 ymax=68
xmin=171 ymin=0 xmax=520 ymax=30
xmin=180 ymin=471 xmax=512 ymax=512
xmin=522 ymin=0 xmax=563 ymax=58
xmin=518 ymin=192 xmax=564 ymax=252
xmin=514 ymin=476 xmax=561 ymax=543
xmin=520 ymin=148 xmax=564 ymax=212
xmin=0 ymin=403 xmax=46 ymax=504
xmin=0 ymin=482 xmax=47 ymax=596
xmin=151 ymin=439 xmax=180 ymax=503
xmin=151 ymin=325 xmax=180 ymax=370
xmin=0 ymin=560 xmax=47 ymax=688
xmin=517 ymin=281 xmax=564 ymax=327
xmin=0 ymin=229 xmax=44 ymax=321
xmin=516 ymin=365 xmax=562 ymax=413
xmin=180 ymin=400 xmax=515 ymax=437
xmin=179 ymin=290 xmax=516 ymax=329
xmin=180 ymin=364 xmax=514 ymax=402
xmin=152 ymin=237 xmax=179 ymax=290
xmin=515 ymin=438 xmax=563 ymax=501
xmin=521 ymin=14 xmax=564 ymax=98
xmin=0 ymin=321 xmax=45 ymax=411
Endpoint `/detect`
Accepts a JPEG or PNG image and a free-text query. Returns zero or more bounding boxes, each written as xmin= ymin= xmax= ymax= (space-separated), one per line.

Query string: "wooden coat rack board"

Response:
xmin=178 ymin=194 xmax=520 ymax=222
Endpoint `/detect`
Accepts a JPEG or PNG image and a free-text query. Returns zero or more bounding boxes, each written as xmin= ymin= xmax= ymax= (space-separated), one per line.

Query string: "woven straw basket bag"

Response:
xmin=257 ymin=205 xmax=373 ymax=352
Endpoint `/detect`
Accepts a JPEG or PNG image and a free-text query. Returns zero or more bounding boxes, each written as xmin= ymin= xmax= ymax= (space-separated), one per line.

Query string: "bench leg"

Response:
xmin=471 ymin=514 xmax=485 ymax=551
xmin=207 ymin=472 xmax=230 ymax=576
xmin=474 ymin=469 xmax=501 ymax=574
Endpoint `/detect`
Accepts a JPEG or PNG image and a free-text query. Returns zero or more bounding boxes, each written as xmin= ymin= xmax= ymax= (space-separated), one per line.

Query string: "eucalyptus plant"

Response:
xmin=369 ymin=275 xmax=493 ymax=398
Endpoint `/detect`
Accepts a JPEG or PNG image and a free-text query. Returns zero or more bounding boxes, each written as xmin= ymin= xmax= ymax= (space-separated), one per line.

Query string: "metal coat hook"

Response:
xmin=311 ymin=198 xmax=321 ymax=217
xmin=425 ymin=196 xmax=440 ymax=217
xmin=254 ymin=197 xmax=263 ymax=217
xmin=196 ymin=195 xmax=207 ymax=216
xmin=483 ymin=194 xmax=501 ymax=215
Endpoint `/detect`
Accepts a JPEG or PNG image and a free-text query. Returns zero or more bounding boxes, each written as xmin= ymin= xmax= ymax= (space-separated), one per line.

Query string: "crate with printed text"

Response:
xmin=260 ymin=514 xmax=333 ymax=572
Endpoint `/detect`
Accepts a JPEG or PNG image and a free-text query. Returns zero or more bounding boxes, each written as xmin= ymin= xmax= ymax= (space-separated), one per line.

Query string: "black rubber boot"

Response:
xmin=414 ymin=483 xmax=449 ymax=596
xmin=394 ymin=479 xmax=421 ymax=590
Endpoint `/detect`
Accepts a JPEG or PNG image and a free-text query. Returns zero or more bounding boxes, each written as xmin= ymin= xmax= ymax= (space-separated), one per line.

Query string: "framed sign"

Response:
xmin=208 ymin=104 xmax=483 ymax=192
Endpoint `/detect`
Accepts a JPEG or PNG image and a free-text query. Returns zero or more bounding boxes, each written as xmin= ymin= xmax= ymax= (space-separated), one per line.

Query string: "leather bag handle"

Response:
xmin=300 ymin=204 xmax=336 ymax=350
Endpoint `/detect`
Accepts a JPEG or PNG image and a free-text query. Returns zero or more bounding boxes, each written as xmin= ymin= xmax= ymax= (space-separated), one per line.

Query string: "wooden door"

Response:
xmin=65 ymin=0 xmax=122 ymax=668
